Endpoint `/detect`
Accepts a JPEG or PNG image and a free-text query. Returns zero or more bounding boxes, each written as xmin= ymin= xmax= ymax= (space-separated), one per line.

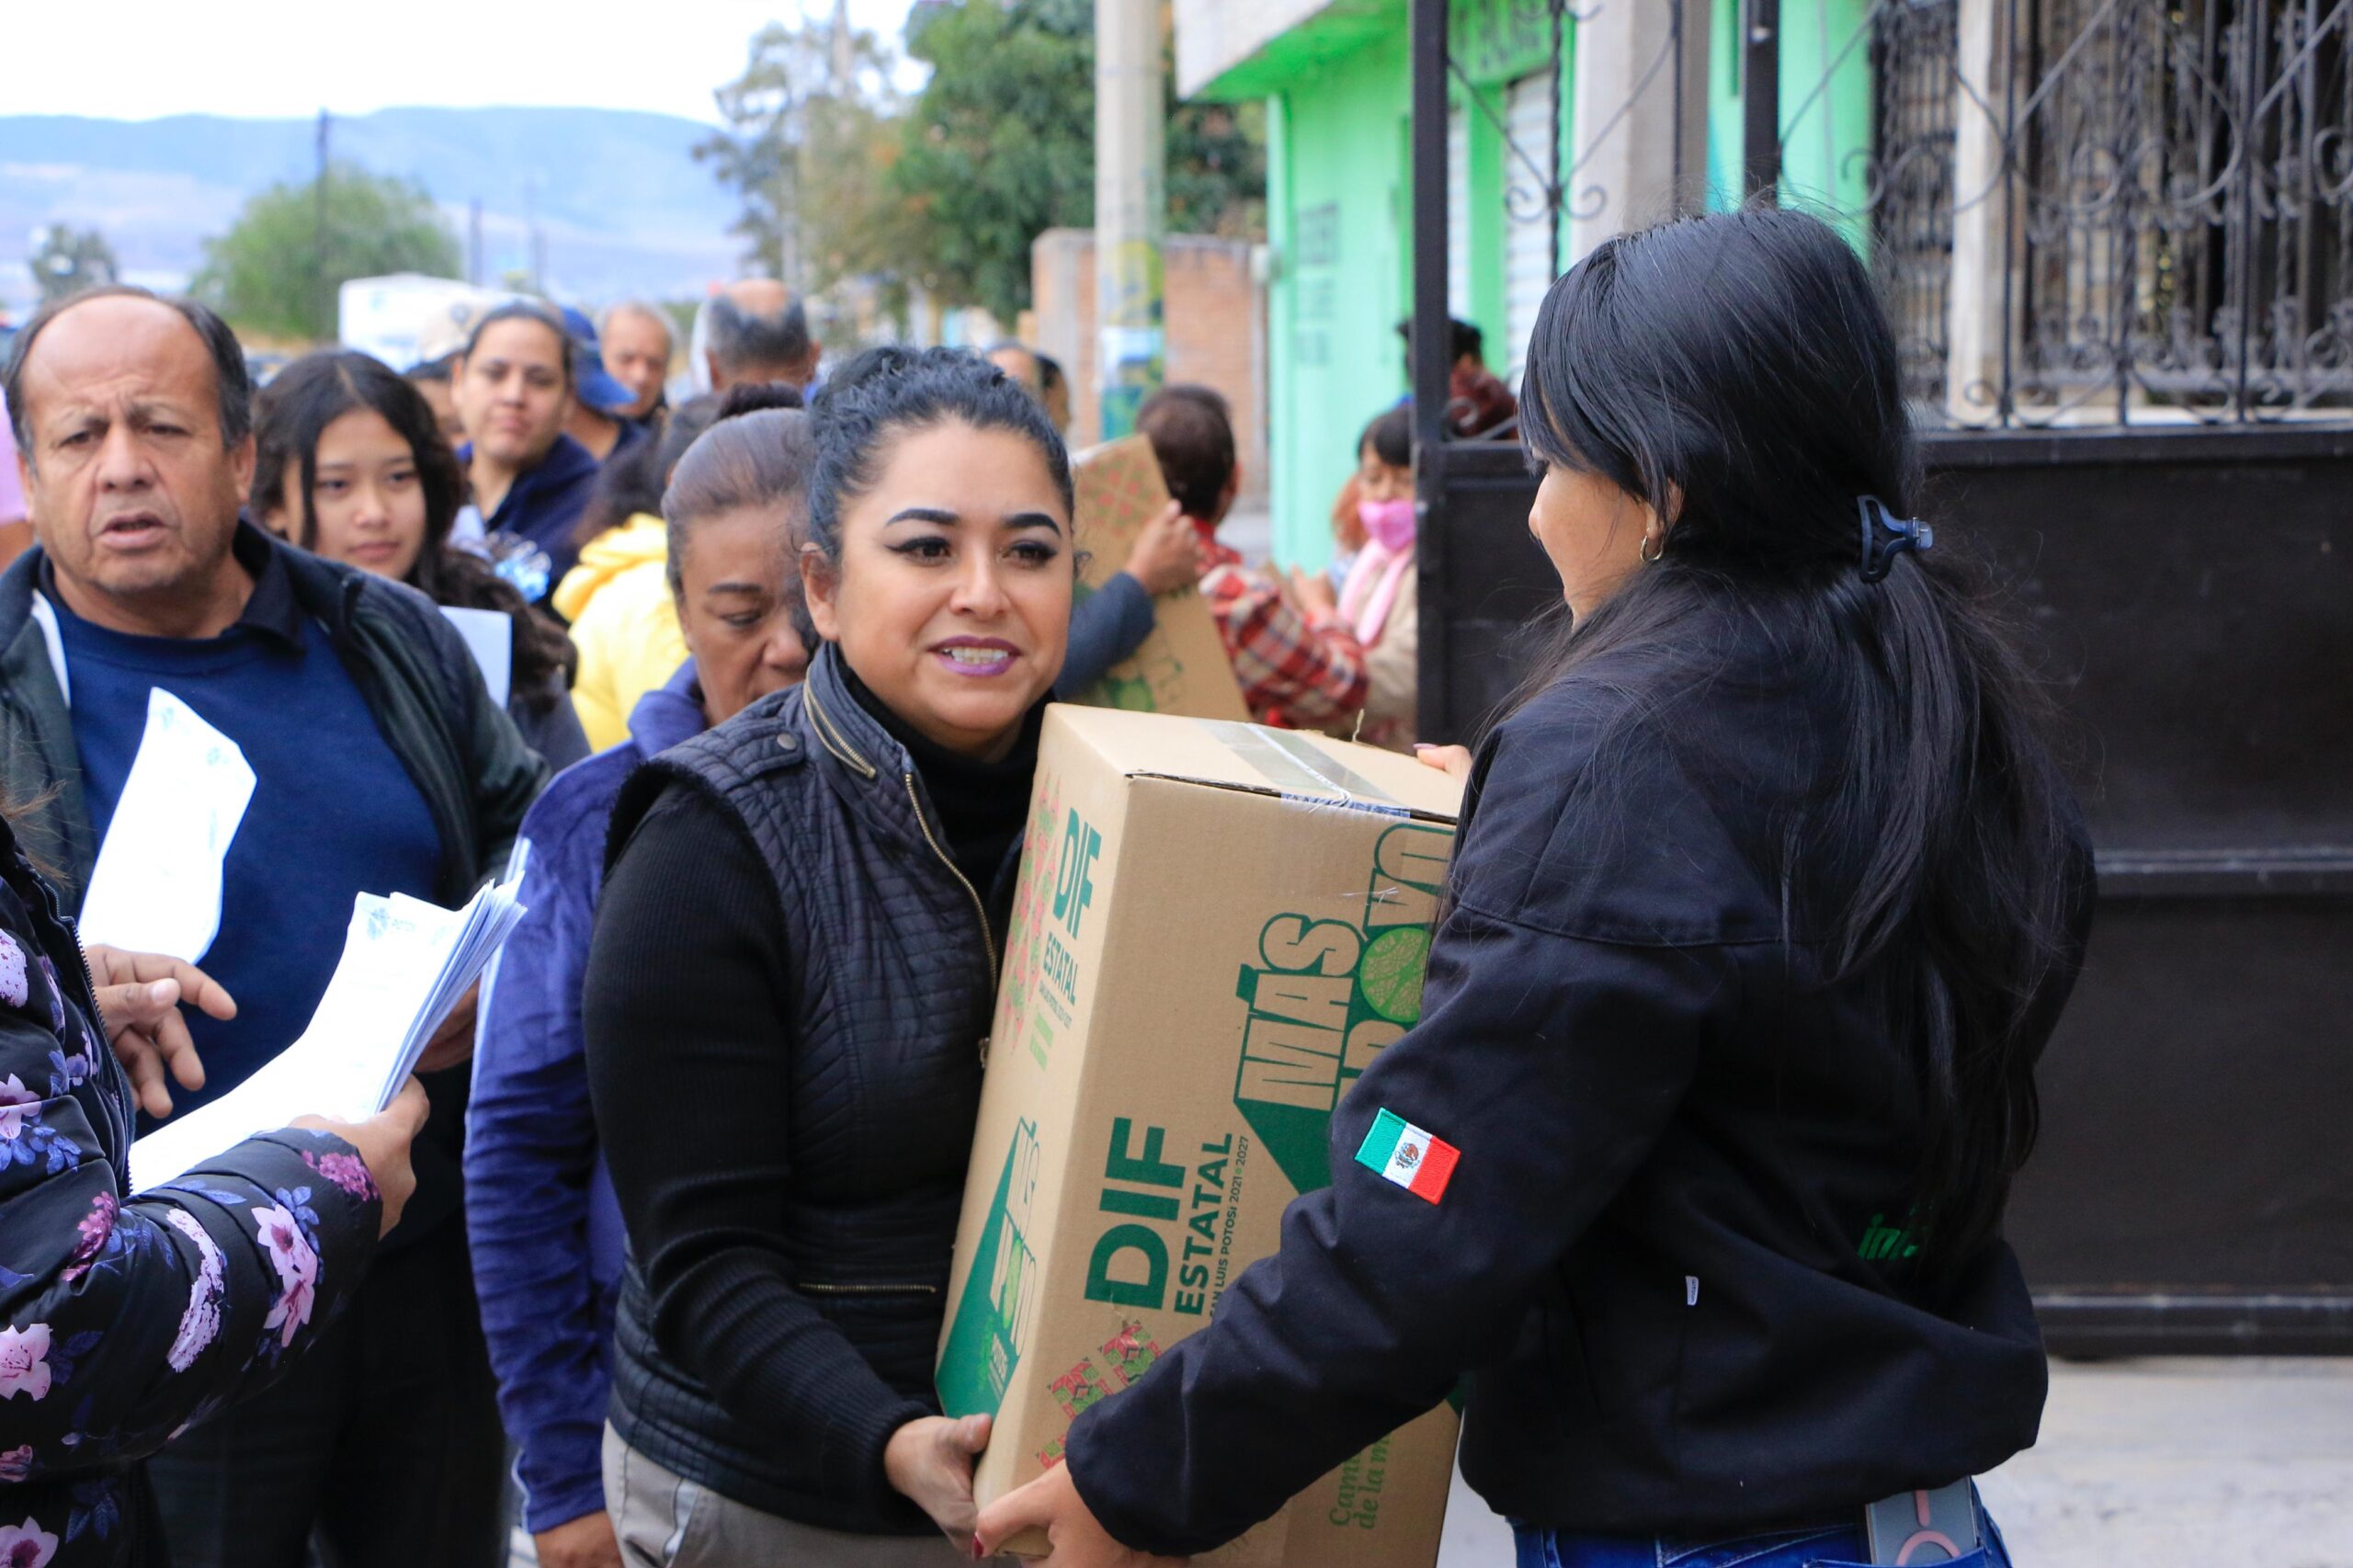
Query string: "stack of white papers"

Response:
xmin=129 ymin=861 xmax=529 ymax=1194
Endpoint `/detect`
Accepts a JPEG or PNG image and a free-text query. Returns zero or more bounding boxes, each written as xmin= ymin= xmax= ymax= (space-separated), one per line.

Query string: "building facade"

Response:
xmin=1029 ymin=227 xmax=1270 ymax=500
xmin=1176 ymin=0 xmax=1881 ymax=563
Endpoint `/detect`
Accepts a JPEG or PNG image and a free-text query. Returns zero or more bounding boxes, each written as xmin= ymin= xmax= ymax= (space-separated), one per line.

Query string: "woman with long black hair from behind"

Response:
xmin=255 ymin=351 xmax=591 ymax=772
xmin=585 ymin=347 xmax=1075 ymax=1565
xmin=979 ymin=207 xmax=2094 ymax=1568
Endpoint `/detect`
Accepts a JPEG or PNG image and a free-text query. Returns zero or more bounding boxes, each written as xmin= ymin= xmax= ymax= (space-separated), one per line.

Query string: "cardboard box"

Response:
xmin=939 ymin=705 xmax=1463 ymax=1564
xmin=1066 ymin=436 xmax=1251 ymax=722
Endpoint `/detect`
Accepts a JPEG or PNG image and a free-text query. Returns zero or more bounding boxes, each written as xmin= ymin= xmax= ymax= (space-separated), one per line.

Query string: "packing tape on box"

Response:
xmin=1194 ymin=721 xmax=1413 ymax=819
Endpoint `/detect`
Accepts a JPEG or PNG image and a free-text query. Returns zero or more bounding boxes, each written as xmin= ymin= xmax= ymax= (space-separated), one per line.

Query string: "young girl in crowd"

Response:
xmin=1329 ymin=405 xmax=1418 ymax=748
xmin=468 ymin=403 xmax=816 ymax=1568
xmin=584 ymin=347 xmax=1074 ymax=1566
xmin=979 ymin=208 xmax=2093 ymax=1568
xmin=254 ymin=351 xmax=591 ymax=772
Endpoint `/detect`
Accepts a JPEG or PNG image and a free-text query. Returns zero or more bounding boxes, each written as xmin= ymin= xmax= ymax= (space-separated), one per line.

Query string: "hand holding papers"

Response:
xmin=78 ymin=689 xmax=256 ymax=964
xmin=129 ymin=866 xmax=528 ymax=1194
xmin=289 ymin=1077 xmax=431 ymax=1241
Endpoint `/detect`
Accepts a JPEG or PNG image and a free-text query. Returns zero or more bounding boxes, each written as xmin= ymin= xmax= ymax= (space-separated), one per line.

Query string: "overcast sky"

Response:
xmin=5 ymin=0 xmax=920 ymax=124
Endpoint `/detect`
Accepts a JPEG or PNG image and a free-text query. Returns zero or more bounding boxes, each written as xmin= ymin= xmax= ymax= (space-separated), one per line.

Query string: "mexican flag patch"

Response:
xmin=1354 ymin=1108 xmax=1459 ymax=1204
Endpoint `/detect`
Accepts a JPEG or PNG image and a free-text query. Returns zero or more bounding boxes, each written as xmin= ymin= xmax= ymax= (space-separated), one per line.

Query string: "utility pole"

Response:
xmin=314 ymin=108 xmax=331 ymax=340
xmin=467 ymin=199 xmax=483 ymax=287
xmin=525 ymin=176 xmax=545 ymax=295
xmin=1093 ymin=0 xmax=1164 ymax=439
xmin=830 ymin=0 xmax=854 ymax=96
xmin=1742 ymin=0 xmax=1783 ymax=203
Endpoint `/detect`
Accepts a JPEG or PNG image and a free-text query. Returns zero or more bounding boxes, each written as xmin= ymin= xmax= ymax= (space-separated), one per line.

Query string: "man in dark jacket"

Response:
xmin=2 ymin=284 xmax=545 ymax=1568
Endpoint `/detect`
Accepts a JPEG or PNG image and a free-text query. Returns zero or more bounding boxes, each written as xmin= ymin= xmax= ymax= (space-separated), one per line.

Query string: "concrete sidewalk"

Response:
xmin=1984 ymin=1357 xmax=2353 ymax=1566
xmin=510 ymin=1359 xmax=2353 ymax=1564
xmin=1436 ymin=1358 xmax=2353 ymax=1566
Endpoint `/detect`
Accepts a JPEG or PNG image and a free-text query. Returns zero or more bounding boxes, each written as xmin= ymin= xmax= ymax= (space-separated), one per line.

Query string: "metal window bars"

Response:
xmin=1415 ymin=0 xmax=2353 ymax=433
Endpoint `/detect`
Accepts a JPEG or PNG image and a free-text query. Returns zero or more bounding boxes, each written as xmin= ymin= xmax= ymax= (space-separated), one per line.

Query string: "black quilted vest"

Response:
xmin=600 ymin=645 xmax=1014 ymax=1531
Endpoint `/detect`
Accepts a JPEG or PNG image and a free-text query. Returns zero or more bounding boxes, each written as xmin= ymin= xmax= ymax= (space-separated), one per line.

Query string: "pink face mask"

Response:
xmin=1356 ymin=496 xmax=1417 ymax=552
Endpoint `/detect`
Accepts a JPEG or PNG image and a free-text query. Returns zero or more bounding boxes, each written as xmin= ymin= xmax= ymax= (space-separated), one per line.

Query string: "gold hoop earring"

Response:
xmin=1640 ymin=532 xmax=1665 ymax=564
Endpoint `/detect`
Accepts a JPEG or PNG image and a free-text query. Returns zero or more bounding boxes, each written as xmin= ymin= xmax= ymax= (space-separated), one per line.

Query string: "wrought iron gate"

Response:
xmin=1410 ymin=0 xmax=2353 ymax=1353
xmin=1758 ymin=0 xmax=2353 ymax=427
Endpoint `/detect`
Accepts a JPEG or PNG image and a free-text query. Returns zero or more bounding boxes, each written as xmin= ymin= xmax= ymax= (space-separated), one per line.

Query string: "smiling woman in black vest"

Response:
xmin=978 ymin=209 xmax=2096 ymax=1568
xmin=583 ymin=347 xmax=1074 ymax=1566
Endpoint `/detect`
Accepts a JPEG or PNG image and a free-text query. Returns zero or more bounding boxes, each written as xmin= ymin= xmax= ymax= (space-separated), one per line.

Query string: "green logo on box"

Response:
xmin=938 ymin=1119 xmax=1042 ymax=1417
xmin=1231 ymin=822 xmax=1452 ymax=1195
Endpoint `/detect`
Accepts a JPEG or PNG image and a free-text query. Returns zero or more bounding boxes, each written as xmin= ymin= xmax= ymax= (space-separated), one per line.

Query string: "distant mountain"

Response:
xmin=0 ymin=106 xmax=744 ymax=316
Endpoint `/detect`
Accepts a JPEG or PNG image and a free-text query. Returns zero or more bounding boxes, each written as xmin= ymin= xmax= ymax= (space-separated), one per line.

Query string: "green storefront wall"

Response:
xmin=1706 ymin=0 xmax=1873 ymax=230
xmin=1261 ymin=9 xmax=1416 ymax=571
xmin=1244 ymin=0 xmax=1571 ymax=569
xmin=1202 ymin=0 xmax=1870 ymax=566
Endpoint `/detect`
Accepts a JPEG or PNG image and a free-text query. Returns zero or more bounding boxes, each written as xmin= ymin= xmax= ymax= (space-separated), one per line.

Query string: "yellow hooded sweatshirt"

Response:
xmin=552 ymin=513 xmax=688 ymax=752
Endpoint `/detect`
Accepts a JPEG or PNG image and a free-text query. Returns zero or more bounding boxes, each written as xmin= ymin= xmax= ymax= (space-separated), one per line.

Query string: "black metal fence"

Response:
xmin=1428 ymin=0 xmax=2353 ymax=432
xmin=1773 ymin=0 xmax=2353 ymax=426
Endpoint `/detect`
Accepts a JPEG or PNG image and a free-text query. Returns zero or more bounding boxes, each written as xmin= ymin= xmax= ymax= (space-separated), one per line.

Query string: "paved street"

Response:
xmin=1436 ymin=1358 xmax=2353 ymax=1567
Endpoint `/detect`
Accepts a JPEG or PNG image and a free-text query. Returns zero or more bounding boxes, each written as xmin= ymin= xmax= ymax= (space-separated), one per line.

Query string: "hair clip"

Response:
xmin=1858 ymin=495 xmax=1933 ymax=584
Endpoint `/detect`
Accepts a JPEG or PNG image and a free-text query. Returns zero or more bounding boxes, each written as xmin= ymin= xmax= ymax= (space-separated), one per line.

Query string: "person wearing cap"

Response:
xmin=453 ymin=301 xmax=601 ymax=595
xmin=404 ymin=295 xmax=496 ymax=447
xmin=405 ymin=361 xmax=467 ymax=446
xmin=559 ymin=306 xmax=651 ymax=465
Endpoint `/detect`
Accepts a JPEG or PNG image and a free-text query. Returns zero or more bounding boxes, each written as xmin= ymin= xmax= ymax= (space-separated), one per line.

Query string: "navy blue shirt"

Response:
xmin=49 ymin=548 xmax=444 ymax=1120
xmin=466 ymin=431 xmax=600 ymax=595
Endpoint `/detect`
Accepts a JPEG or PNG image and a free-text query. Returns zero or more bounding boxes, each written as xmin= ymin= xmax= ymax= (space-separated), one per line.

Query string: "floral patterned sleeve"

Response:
xmin=0 ymin=852 xmax=381 ymax=1556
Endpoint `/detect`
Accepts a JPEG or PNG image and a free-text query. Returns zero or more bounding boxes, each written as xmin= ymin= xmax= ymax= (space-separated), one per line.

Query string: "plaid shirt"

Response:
xmin=1198 ymin=539 xmax=1369 ymax=729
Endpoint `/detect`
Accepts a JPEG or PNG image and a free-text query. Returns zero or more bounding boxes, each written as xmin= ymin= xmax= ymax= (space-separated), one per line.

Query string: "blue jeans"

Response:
xmin=1514 ymin=1490 xmax=2011 ymax=1568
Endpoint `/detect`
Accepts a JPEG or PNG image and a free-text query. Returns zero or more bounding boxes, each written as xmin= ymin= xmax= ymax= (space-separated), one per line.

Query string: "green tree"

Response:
xmin=29 ymin=225 xmax=119 ymax=303
xmin=892 ymin=0 xmax=1266 ymax=323
xmin=697 ymin=17 xmax=905 ymax=289
xmin=800 ymin=88 xmax=936 ymax=322
xmin=191 ymin=163 xmax=460 ymax=342
xmin=1169 ymin=98 xmax=1267 ymax=243
xmin=892 ymin=0 xmax=1093 ymax=324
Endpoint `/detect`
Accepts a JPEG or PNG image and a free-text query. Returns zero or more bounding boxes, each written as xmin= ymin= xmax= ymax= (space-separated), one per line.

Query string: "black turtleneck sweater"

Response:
xmin=583 ymin=666 xmax=1043 ymax=1516
xmin=835 ymin=661 xmax=1042 ymax=915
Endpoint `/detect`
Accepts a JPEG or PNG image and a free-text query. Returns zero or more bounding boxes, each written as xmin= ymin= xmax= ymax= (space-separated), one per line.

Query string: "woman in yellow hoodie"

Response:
xmin=558 ymin=389 xmax=792 ymax=749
